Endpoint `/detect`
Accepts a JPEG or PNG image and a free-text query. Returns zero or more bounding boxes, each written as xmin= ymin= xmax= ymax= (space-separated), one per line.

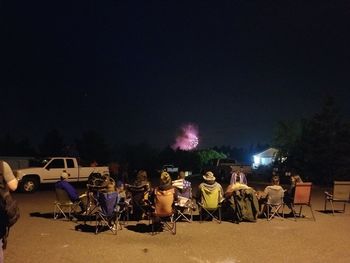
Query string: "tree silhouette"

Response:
xmin=273 ymin=96 xmax=350 ymax=184
xmin=302 ymin=96 xmax=350 ymax=184
xmin=76 ymin=130 xmax=111 ymax=165
xmin=39 ymin=129 xmax=64 ymax=156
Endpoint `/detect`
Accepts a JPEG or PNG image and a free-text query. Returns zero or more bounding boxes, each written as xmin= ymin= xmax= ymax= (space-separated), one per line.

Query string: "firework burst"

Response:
xmin=172 ymin=124 xmax=199 ymax=151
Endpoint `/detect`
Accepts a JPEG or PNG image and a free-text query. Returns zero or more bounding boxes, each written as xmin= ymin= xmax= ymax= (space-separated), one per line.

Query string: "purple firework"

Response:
xmin=172 ymin=124 xmax=199 ymax=151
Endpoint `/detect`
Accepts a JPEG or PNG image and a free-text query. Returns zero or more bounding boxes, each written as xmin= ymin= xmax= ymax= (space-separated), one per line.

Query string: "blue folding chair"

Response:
xmin=95 ymin=191 xmax=120 ymax=234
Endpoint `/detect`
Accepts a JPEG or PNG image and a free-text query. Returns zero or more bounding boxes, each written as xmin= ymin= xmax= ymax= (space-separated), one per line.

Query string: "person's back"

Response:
xmin=175 ymin=171 xmax=192 ymax=199
xmin=198 ymin=172 xmax=223 ymax=209
xmin=154 ymin=187 xmax=175 ymax=216
xmin=264 ymin=176 xmax=284 ymax=205
xmin=284 ymin=174 xmax=303 ymax=214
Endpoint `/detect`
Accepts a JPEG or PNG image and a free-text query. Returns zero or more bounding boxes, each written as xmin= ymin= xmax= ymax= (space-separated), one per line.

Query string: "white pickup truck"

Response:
xmin=162 ymin=164 xmax=179 ymax=173
xmin=15 ymin=157 xmax=109 ymax=193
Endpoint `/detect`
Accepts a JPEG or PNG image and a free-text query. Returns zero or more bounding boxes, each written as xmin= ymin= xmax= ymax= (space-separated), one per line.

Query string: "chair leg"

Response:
xmin=309 ymin=204 xmax=316 ymax=221
xmin=330 ymin=200 xmax=335 ymax=215
xmin=291 ymin=204 xmax=297 ymax=221
xmin=54 ymin=205 xmax=58 ymax=219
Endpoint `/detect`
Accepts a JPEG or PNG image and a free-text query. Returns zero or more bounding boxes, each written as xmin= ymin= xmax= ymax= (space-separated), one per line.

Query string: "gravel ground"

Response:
xmin=3 ymin=184 xmax=350 ymax=263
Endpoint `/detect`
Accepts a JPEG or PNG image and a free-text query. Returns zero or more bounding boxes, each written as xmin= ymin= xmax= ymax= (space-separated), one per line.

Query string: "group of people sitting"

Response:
xmin=54 ymin=166 xmax=304 ymax=223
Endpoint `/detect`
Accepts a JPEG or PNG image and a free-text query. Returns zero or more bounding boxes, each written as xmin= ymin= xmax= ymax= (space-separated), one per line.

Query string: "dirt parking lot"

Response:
xmin=4 ymin=184 xmax=350 ymax=263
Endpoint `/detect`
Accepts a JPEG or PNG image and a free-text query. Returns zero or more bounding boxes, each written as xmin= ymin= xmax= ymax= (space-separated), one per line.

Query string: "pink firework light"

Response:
xmin=172 ymin=124 xmax=199 ymax=151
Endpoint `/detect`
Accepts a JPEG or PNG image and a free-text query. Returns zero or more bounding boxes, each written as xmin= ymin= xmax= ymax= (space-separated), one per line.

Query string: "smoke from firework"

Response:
xmin=172 ymin=124 xmax=199 ymax=151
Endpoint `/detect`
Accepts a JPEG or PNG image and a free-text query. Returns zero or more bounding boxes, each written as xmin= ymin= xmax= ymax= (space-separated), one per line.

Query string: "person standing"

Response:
xmin=0 ymin=161 xmax=18 ymax=263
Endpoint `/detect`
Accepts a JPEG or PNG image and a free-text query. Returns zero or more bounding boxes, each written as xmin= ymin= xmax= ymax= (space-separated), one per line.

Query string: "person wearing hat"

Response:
xmin=158 ymin=171 xmax=173 ymax=191
xmin=149 ymin=172 xmax=178 ymax=216
xmin=197 ymin=171 xmax=224 ymax=203
xmin=55 ymin=171 xmax=86 ymax=212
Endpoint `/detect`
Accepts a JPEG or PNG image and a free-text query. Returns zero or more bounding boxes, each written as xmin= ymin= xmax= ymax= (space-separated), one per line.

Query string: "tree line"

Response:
xmin=273 ymin=96 xmax=350 ymax=185
xmin=0 ymin=130 xmax=266 ymax=176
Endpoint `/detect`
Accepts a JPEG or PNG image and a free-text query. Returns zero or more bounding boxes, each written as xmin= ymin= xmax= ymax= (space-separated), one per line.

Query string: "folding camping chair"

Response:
xmin=324 ymin=181 xmax=350 ymax=215
xmin=127 ymin=184 xmax=151 ymax=221
xmin=173 ymin=179 xmax=194 ymax=223
xmin=291 ymin=182 xmax=315 ymax=221
xmin=54 ymin=188 xmax=81 ymax=220
xmin=150 ymin=188 xmax=176 ymax=235
xmin=174 ymin=196 xmax=195 ymax=223
xmin=198 ymin=186 xmax=222 ymax=223
xmin=95 ymin=191 xmax=120 ymax=234
xmin=264 ymin=186 xmax=284 ymax=221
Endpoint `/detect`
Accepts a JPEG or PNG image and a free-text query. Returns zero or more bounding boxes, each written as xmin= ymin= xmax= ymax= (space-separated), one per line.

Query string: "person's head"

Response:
xmin=203 ymin=171 xmax=216 ymax=182
xmin=136 ymin=170 xmax=148 ymax=182
xmin=116 ymin=180 xmax=124 ymax=191
xmin=178 ymin=171 xmax=186 ymax=180
xmin=60 ymin=171 xmax=70 ymax=181
xmin=160 ymin=171 xmax=172 ymax=187
xmin=291 ymin=174 xmax=302 ymax=184
xmin=271 ymin=175 xmax=280 ymax=185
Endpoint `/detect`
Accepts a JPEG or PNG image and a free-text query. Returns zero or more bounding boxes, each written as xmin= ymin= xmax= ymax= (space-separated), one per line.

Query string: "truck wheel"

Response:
xmin=21 ymin=177 xmax=39 ymax=193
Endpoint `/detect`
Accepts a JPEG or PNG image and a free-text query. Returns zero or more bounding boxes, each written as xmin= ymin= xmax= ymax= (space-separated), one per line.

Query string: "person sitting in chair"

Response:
xmin=125 ymin=170 xmax=151 ymax=220
xmin=284 ymin=173 xmax=303 ymax=214
xmin=197 ymin=171 xmax=224 ymax=205
xmin=225 ymin=174 xmax=251 ymax=199
xmin=172 ymin=171 xmax=191 ymax=199
xmin=261 ymin=175 xmax=284 ymax=215
xmin=150 ymin=171 xmax=178 ymax=207
xmin=55 ymin=171 xmax=86 ymax=212
xmin=149 ymin=172 xmax=178 ymax=231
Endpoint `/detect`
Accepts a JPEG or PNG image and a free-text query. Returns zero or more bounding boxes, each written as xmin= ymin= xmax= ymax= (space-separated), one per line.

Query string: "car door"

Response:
xmin=43 ymin=158 xmax=65 ymax=183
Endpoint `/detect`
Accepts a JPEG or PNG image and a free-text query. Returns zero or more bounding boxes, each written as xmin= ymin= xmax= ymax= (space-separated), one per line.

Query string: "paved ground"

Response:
xmin=4 ymin=183 xmax=350 ymax=263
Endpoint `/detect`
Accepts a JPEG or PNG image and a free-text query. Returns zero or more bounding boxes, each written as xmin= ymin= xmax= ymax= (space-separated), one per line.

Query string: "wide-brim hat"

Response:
xmin=203 ymin=171 xmax=215 ymax=181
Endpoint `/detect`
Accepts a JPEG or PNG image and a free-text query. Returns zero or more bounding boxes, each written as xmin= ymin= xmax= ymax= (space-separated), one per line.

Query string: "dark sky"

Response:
xmin=1 ymin=0 xmax=350 ymax=149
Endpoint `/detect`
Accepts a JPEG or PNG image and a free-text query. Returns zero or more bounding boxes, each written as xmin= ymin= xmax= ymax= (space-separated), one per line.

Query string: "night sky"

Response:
xmin=1 ymin=0 xmax=350 ymax=149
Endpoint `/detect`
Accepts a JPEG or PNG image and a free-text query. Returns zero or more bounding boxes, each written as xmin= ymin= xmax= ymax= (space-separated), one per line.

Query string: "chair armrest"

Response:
xmin=324 ymin=191 xmax=333 ymax=198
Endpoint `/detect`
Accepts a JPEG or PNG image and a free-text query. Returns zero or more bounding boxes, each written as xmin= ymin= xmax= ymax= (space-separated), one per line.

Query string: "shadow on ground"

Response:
xmin=75 ymin=224 xmax=96 ymax=233
xmin=126 ymin=223 xmax=152 ymax=233
xmin=30 ymin=212 xmax=55 ymax=219
xmin=315 ymin=209 xmax=345 ymax=214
